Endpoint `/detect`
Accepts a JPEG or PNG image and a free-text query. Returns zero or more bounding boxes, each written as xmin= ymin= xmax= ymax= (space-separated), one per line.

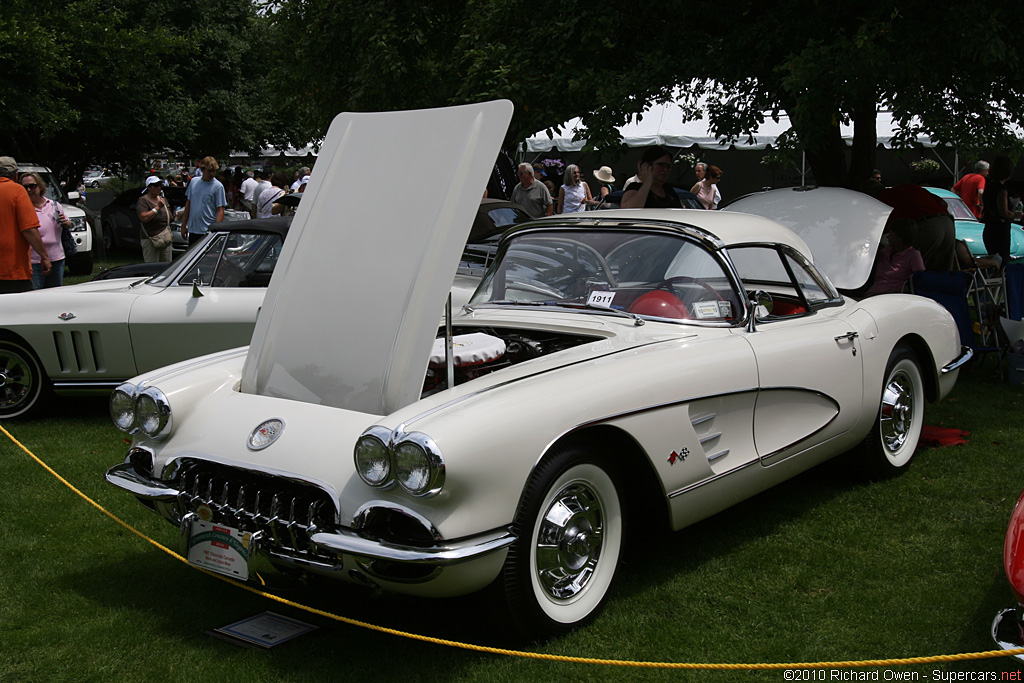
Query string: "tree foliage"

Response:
xmin=271 ymin=0 xmax=1024 ymax=188
xmin=5 ymin=0 xmax=1023 ymax=189
xmin=0 ymin=0 xmax=284 ymax=183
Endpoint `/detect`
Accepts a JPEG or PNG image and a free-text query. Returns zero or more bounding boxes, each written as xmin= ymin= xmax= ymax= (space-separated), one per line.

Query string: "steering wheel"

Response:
xmin=654 ymin=275 xmax=724 ymax=301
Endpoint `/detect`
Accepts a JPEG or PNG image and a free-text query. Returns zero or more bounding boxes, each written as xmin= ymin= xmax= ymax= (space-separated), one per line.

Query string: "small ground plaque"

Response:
xmin=209 ymin=611 xmax=318 ymax=649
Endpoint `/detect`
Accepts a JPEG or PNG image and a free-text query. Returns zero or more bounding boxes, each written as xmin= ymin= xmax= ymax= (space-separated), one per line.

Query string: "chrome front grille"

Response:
xmin=170 ymin=459 xmax=338 ymax=556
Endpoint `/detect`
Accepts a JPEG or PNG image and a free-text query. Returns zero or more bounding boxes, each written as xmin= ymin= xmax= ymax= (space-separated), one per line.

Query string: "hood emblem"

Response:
xmin=248 ymin=418 xmax=285 ymax=450
xmin=58 ymin=312 xmax=76 ymax=321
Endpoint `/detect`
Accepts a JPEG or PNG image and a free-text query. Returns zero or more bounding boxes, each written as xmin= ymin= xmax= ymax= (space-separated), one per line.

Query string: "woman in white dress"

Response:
xmin=557 ymin=164 xmax=595 ymax=213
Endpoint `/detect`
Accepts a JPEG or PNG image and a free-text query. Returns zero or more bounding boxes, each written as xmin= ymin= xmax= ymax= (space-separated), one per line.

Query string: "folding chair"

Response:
xmin=1004 ymin=262 xmax=1024 ymax=321
xmin=911 ymin=270 xmax=1003 ymax=379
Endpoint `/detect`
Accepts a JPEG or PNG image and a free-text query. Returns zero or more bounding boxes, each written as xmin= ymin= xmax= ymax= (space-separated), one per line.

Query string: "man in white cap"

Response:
xmin=0 ymin=156 xmax=50 ymax=293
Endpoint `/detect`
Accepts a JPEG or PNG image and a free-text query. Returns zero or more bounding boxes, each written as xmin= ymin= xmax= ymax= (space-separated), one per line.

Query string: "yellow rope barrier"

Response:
xmin=4 ymin=421 xmax=1023 ymax=670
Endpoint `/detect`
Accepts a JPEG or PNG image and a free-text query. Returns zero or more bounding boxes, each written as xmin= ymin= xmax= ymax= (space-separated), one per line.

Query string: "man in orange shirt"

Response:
xmin=0 ymin=156 xmax=50 ymax=293
xmin=952 ymin=160 xmax=989 ymax=219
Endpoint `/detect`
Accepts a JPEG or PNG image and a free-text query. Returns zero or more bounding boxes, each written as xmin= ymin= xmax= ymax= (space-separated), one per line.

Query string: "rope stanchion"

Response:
xmin=4 ymin=422 xmax=1023 ymax=670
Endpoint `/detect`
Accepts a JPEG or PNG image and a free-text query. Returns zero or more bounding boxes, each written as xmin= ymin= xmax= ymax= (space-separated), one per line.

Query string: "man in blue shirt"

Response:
xmin=181 ymin=156 xmax=226 ymax=245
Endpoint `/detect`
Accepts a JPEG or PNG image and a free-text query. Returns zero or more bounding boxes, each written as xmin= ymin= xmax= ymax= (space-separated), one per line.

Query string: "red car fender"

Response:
xmin=1004 ymin=488 xmax=1024 ymax=604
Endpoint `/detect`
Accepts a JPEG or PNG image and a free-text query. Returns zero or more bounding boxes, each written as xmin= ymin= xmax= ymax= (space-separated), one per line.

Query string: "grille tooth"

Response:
xmin=269 ymin=494 xmax=283 ymax=545
xmin=287 ymin=498 xmax=299 ymax=549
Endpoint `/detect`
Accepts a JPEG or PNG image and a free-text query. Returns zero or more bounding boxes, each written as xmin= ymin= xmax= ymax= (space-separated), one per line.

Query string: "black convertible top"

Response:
xmin=210 ymin=216 xmax=291 ymax=237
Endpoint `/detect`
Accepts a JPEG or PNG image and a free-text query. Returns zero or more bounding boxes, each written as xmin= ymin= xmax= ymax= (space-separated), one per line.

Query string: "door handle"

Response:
xmin=834 ymin=331 xmax=859 ymax=356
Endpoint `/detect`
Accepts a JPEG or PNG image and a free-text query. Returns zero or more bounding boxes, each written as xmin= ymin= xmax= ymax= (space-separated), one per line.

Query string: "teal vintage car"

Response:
xmin=925 ymin=186 xmax=1024 ymax=259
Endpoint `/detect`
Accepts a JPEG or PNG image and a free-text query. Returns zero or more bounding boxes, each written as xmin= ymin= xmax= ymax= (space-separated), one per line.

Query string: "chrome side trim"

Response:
xmin=52 ymin=380 xmax=123 ymax=394
xmin=311 ymin=526 xmax=515 ymax=566
xmin=707 ymin=449 xmax=730 ymax=463
xmin=668 ymin=458 xmax=761 ymax=498
xmin=941 ymin=345 xmax=973 ymax=374
xmin=699 ymin=431 xmax=722 ymax=445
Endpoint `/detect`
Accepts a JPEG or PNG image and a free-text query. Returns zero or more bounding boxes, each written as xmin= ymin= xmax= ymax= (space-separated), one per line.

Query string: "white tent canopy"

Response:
xmin=524 ymin=101 xmax=938 ymax=152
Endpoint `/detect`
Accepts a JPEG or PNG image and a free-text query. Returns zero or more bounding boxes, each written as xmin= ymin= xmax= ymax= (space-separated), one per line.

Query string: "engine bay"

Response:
xmin=422 ymin=326 xmax=600 ymax=397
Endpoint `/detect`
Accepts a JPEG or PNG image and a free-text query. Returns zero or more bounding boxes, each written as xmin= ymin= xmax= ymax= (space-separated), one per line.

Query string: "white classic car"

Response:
xmin=0 ymin=218 xmax=288 ymax=418
xmin=105 ymin=101 xmax=969 ymax=640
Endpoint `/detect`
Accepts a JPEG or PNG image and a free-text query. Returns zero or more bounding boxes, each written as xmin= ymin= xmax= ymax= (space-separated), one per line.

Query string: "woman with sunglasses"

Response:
xmin=20 ymin=172 xmax=67 ymax=288
xmin=621 ymin=146 xmax=684 ymax=209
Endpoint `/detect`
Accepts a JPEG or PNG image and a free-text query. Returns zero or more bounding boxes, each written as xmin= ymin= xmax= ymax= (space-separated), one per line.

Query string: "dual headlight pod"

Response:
xmin=110 ymin=383 xmax=172 ymax=438
xmin=354 ymin=425 xmax=445 ymax=497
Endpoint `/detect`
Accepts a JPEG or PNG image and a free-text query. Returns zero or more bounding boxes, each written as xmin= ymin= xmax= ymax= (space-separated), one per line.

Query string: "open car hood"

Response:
xmin=240 ymin=101 xmax=514 ymax=415
xmin=725 ymin=187 xmax=892 ymax=291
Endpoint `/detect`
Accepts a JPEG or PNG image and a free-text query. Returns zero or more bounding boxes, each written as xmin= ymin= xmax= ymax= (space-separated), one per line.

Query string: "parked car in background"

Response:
xmin=82 ymin=169 xmax=113 ymax=188
xmin=103 ymin=103 xmax=969 ymax=641
xmin=101 ymin=186 xmax=249 ymax=254
xmin=0 ymin=217 xmax=290 ymax=419
xmin=17 ymin=163 xmax=94 ymax=276
xmin=100 ymin=186 xmax=187 ymax=252
xmin=926 ymin=186 xmax=1024 ymax=260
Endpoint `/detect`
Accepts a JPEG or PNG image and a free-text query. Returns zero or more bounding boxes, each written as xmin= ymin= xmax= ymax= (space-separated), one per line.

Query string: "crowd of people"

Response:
xmin=2 ymin=144 xmax=1019 ymax=297
xmin=512 ymin=146 xmax=726 ymax=216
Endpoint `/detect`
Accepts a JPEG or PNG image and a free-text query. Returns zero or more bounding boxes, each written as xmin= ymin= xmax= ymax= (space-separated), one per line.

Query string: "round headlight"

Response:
xmin=393 ymin=433 xmax=444 ymax=497
xmin=354 ymin=432 xmax=391 ymax=486
xmin=135 ymin=387 xmax=170 ymax=437
xmin=110 ymin=384 xmax=136 ymax=432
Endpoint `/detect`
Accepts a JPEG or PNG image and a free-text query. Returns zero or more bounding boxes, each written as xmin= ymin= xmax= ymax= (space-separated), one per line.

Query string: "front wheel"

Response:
xmin=502 ymin=444 xmax=623 ymax=640
xmin=0 ymin=338 xmax=49 ymax=419
xmin=859 ymin=345 xmax=925 ymax=478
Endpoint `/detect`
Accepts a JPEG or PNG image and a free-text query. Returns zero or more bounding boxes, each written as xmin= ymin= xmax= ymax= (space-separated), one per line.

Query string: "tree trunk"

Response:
xmin=846 ymin=93 xmax=878 ymax=189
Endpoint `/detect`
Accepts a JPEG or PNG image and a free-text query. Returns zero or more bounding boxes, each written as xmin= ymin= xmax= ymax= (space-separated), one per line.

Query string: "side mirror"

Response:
xmin=191 ymin=270 xmax=204 ymax=298
xmin=745 ymin=290 xmax=773 ymax=332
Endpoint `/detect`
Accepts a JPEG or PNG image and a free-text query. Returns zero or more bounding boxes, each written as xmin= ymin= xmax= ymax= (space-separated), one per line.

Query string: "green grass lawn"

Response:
xmin=2 ymin=367 xmax=1024 ymax=682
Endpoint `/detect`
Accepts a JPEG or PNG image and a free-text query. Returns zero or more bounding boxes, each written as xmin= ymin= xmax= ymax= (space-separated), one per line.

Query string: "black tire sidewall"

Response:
xmin=0 ymin=338 xmax=48 ymax=419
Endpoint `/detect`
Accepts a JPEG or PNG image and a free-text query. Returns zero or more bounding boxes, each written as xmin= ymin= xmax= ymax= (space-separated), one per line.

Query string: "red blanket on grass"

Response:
xmin=920 ymin=426 xmax=969 ymax=448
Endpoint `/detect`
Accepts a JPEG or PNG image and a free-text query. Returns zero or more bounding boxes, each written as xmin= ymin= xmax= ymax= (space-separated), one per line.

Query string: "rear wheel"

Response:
xmin=502 ymin=443 xmax=623 ymax=640
xmin=0 ymin=338 xmax=49 ymax=419
xmin=860 ymin=345 xmax=924 ymax=478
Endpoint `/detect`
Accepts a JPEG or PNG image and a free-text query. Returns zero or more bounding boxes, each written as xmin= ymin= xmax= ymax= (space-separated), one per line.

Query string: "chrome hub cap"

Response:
xmin=880 ymin=369 xmax=914 ymax=453
xmin=535 ymin=482 xmax=605 ymax=600
xmin=0 ymin=352 xmax=32 ymax=410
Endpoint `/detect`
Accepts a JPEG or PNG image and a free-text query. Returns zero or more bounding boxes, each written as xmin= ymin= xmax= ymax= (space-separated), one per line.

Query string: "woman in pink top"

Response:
xmin=690 ymin=165 xmax=722 ymax=209
xmin=20 ymin=172 xmax=67 ymax=289
xmin=866 ymin=219 xmax=926 ymax=296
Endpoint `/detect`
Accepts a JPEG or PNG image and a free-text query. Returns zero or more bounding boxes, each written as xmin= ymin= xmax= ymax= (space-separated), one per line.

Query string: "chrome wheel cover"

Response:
xmin=0 ymin=346 xmax=35 ymax=413
xmin=534 ymin=480 xmax=605 ymax=600
xmin=880 ymin=368 xmax=915 ymax=454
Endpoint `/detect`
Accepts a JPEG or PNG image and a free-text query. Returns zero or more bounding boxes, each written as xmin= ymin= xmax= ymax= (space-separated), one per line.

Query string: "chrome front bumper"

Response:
xmin=941 ymin=345 xmax=974 ymax=374
xmin=991 ymin=606 xmax=1024 ymax=660
xmin=105 ymin=461 xmax=515 ymax=570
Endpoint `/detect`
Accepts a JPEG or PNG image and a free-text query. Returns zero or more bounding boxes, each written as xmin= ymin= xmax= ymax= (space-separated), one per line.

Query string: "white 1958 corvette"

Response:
xmin=105 ymin=101 xmax=969 ymax=639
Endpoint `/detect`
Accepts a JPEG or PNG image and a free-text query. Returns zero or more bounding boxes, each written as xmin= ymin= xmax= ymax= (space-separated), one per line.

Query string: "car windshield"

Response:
xmin=148 ymin=231 xmax=283 ymax=288
xmin=469 ymin=229 xmax=743 ymax=324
